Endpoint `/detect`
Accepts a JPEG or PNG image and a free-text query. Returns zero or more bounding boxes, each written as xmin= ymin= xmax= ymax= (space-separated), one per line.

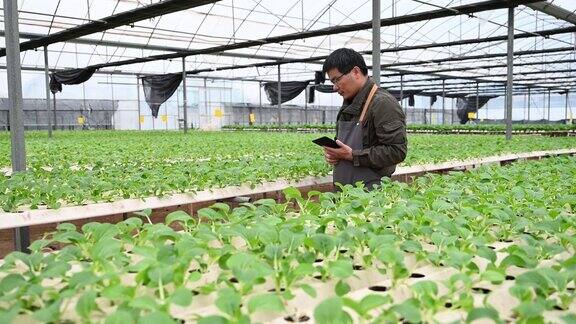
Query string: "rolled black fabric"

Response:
xmin=49 ymin=67 xmax=97 ymax=94
xmin=387 ymin=89 xmax=422 ymax=107
xmin=314 ymin=84 xmax=337 ymax=93
xmin=141 ymin=73 xmax=183 ymax=118
xmin=314 ymin=71 xmax=325 ymax=84
xmin=456 ymin=95 xmax=497 ymax=124
xmin=263 ymin=81 xmax=309 ymax=105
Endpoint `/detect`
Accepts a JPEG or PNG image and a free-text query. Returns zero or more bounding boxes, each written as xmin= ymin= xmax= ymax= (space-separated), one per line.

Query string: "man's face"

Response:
xmin=327 ymin=67 xmax=363 ymax=100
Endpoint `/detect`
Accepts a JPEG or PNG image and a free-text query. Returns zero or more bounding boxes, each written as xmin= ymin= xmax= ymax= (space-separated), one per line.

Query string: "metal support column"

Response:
xmin=53 ymin=94 xmax=57 ymax=130
xmin=258 ymin=81 xmax=263 ymax=124
xmin=399 ymin=74 xmax=404 ymax=105
xmin=565 ymin=90 xmax=569 ymax=124
xmin=43 ymin=46 xmax=52 ymax=137
xmin=182 ymin=57 xmax=188 ymax=133
xmin=547 ymin=89 xmax=551 ymax=121
xmin=136 ymin=75 xmax=141 ymax=130
xmin=442 ymin=79 xmax=446 ymax=124
xmin=527 ymin=86 xmax=531 ymax=121
xmin=277 ymin=64 xmax=282 ymax=126
xmin=475 ymin=82 xmax=479 ymax=122
xmin=505 ymin=6 xmax=515 ymax=140
xmin=304 ymin=86 xmax=308 ymax=124
xmin=204 ymin=78 xmax=208 ymax=129
xmin=372 ymin=0 xmax=381 ymax=85
xmin=4 ymin=0 xmax=29 ymax=252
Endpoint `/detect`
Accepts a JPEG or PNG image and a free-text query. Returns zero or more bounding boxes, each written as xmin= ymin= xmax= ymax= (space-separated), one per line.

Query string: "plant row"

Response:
xmin=0 ymin=156 xmax=574 ymax=323
xmin=222 ymin=123 xmax=576 ymax=133
xmin=1 ymin=131 xmax=576 ymax=211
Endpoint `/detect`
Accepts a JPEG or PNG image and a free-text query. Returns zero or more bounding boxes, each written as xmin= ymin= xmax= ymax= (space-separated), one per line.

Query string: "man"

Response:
xmin=322 ymin=48 xmax=407 ymax=190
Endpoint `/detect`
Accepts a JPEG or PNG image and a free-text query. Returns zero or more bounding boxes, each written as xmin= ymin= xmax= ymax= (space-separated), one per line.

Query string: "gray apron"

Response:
xmin=333 ymin=85 xmax=382 ymax=190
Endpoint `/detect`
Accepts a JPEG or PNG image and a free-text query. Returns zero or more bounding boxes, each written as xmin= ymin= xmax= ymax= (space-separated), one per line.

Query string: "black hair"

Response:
xmin=322 ymin=48 xmax=368 ymax=76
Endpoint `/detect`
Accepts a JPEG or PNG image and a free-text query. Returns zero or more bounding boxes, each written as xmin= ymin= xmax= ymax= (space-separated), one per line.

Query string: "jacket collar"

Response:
xmin=339 ymin=78 xmax=375 ymax=117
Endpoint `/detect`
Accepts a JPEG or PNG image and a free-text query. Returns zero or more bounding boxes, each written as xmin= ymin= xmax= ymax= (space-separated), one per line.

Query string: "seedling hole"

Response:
xmin=284 ymin=315 xmax=310 ymax=322
xmin=353 ymin=265 xmax=364 ymax=271
xmin=410 ymin=273 xmax=425 ymax=278
xmin=314 ymin=259 xmax=323 ymax=263
xmin=229 ymin=277 xmax=239 ymax=283
xmin=444 ymin=302 xmax=453 ymax=308
xmin=313 ymin=275 xmax=323 ymax=280
xmin=505 ymin=275 xmax=515 ymax=281
xmin=339 ymin=249 xmax=348 ymax=254
xmin=487 ymin=246 xmax=496 ymax=250
xmin=471 ymin=287 xmax=491 ymax=294
xmin=268 ymin=288 xmax=286 ymax=292
xmin=368 ymin=285 xmax=388 ymax=292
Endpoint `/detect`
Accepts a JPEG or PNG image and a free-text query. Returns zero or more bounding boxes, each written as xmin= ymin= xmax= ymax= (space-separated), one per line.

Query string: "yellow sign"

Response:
xmin=467 ymin=112 xmax=477 ymax=119
xmin=77 ymin=116 xmax=85 ymax=125
xmin=249 ymin=113 xmax=256 ymax=123
xmin=139 ymin=116 xmax=145 ymax=124
xmin=161 ymin=115 xmax=167 ymax=123
xmin=214 ymin=108 xmax=223 ymax=118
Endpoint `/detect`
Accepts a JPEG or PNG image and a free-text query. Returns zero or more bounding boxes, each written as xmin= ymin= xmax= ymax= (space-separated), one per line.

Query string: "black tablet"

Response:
xmin=312 ymin=136 xmax=340 ymax=148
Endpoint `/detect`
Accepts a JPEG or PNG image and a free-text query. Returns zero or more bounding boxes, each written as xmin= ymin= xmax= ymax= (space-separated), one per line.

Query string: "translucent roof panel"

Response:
xmin=0 ymin=0 xmax=575 ymax=91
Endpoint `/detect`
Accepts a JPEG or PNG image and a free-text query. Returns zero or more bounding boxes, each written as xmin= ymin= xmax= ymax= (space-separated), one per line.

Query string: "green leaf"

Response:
xmin=226 ymin=252 xmax=272 ymax=284
xmin=33 ymin=299 xmax=62 ymax=322
xmin=247 ymin=293 xmax=285 ymax=313
xmin=129 ymin=296 xmax=158 ymax=311
xmin=400 ymin=240 xmax=423 ymax=253
xmin=514 ymin=300 xmax=545 ymax=319
xmin=359 ymin=294 xmax=391 ymax=314
xmin=69 ymin=271 xmax=99 ymax=288
xmin=198 ymin=207 xmax=223 ymax=221
xmin=0 ymin=274 xmax=25 ymax=293
xmin=76 ymin=290 xmax=98 ymax=319
xmin=466 ymin=307 xmax=501 ymax=323
xmin=170 ymin=287 xmax=193 ymax=307
xmin=105 ymin=310 xmax=135 ymax=324
xmin=310 ymin=234 xmax=336 ymax=257
xmin=198 ymin=315 xmax=230 ymax=324
xmin=481 ymin=270 xmax=505 ymax=284
xmin=314 ymin=297 xmax=352 ymax=324
xmin=300 ymin=283 xmax=317 ymax=298
xmin=139 ymin=311 xmax=175 ymax=324
xmin=392 ymin=299 xmax=421 ymax=323
xmin=327 ymin=260 xmax=353 ymax=279
xmin=215 ymin=288 xmax=241 ymax=317
xmin=411 ymin=281 xmax=438 ymax=297
xmin=477 ymin=246 xmax=497 ymax=263
xmin=165 ymin=210 xmax=192 ymax=225
xmin=335 ymin=280 xmax=351 ymax=296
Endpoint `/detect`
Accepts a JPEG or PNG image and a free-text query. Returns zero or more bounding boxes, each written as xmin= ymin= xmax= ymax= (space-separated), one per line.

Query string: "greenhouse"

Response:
xmin=1 ymin=0 xmax=576 ymax=322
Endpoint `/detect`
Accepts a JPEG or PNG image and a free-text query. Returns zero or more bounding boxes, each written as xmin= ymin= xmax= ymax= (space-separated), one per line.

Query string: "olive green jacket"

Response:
xmin=336 ymin=78 xmax=407 ymax=177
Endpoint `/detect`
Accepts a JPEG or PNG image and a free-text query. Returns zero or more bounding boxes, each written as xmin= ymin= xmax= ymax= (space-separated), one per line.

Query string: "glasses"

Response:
xmin=329 ymin=70 xmax=351 ymax=85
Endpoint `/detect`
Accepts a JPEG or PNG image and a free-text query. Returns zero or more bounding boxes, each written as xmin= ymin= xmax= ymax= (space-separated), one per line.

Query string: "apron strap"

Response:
xmin=358 ymin=84 xmax=378 ymax=125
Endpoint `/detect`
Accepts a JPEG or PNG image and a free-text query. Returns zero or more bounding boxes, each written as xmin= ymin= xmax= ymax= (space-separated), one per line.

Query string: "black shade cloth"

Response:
xmin=315 ymin=71 xmax=326 ymax=84
xmin=49 ymin=67 xmax=97 ymax=94
xmin=314 ymin=84 xmax=337 ymax=93
xmin=387 ymin=89 xmax=422 ymax=107
xmin=141 ymin=73 xmax=183 ymax=118
xmin=263 ymin=81 xmax=309 ymax=105
xmin=456 ymin=95 xmax=497 ymax=124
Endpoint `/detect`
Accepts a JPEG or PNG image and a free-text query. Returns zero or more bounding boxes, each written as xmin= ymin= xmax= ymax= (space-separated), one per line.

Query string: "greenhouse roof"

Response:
xmin=1 ymin=0 xmax=576 ymax=93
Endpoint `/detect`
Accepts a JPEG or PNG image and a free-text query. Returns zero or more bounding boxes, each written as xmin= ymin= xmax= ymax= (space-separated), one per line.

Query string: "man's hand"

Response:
xmin=323 ymin=140 xmax=353 ymax=165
